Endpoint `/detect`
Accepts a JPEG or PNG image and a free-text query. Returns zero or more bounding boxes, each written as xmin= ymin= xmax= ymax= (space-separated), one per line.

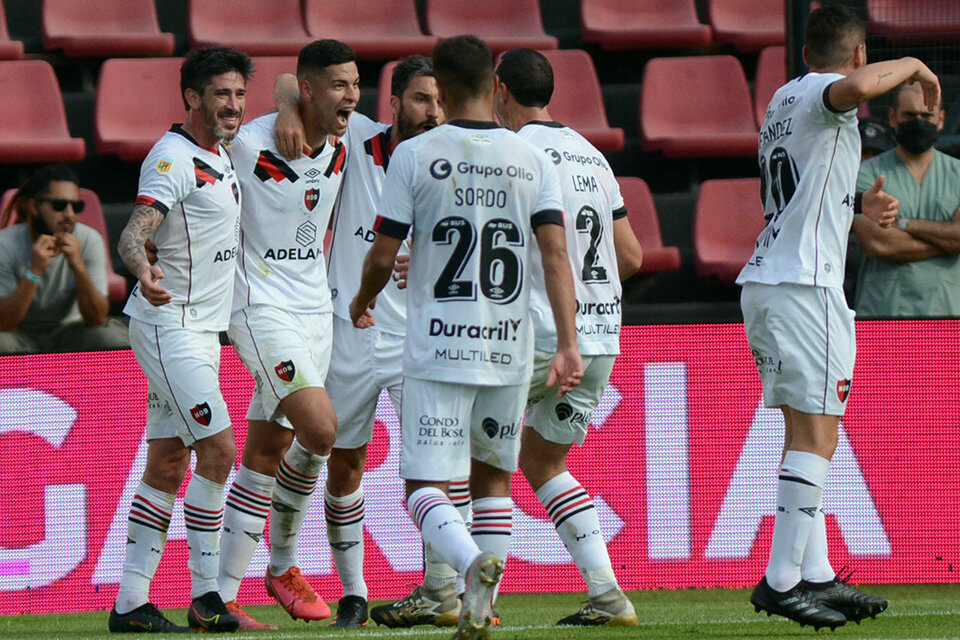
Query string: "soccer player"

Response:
xmin=215 ymin=39 xmax=357 ymax=630
xmin=108 ymin=47 xmax=252 ymax=634
xmin=349 ymin=34 xmax=583 ymax=640
xmin=494 ymin=48 xmax=643 ymax=626
xmin=737 ymin=5 xmax=938 ymax=630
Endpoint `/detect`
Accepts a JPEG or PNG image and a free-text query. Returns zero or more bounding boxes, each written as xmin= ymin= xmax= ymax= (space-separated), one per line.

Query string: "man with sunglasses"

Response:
xmin=0 ymin=164 xmax=129 ymax=354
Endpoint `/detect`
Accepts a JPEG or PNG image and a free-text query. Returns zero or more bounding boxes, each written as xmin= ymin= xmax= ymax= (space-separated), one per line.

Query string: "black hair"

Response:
xmin=391 ymin=55 xmax=434 ymax=98
xmin=432 ymin=35 xmax=494 ymax=105
xmin=180 ymin=47 xmax=254 ymax=111
xmin=1 ymin=164 xmax=79 ymax=226
xmin=805 ymin=4 xmax=866 ymax=70
xmin=496 ymin=48 xmax=553 ymax=108
xmin=298 ymin=39 xmax=356 ymax=79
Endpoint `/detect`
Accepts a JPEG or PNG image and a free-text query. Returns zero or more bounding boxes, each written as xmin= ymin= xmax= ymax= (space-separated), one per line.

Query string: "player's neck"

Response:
xmin=512 ymin=106 xmax=552 ymax=132
xmin=444 ymin=98 xmax=495 ymax=124
xmin=302 ymin=114 xmax=330 ymax=152
xmin=180 ymin=116 xmax=220 ymax=152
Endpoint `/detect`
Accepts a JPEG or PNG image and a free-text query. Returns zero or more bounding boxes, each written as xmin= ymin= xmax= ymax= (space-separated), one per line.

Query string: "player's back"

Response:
xmin=378 ymin=120 xmax=563 ymax=387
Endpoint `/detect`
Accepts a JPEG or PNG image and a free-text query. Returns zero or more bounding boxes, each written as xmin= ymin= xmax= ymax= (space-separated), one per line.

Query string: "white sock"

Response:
xmin=471 ymin=496 xmax=512 ymax=603
xmin=448 ymin=476 xmax=471 ymax=593
xmin=408 ymin=487 xmax=479 ymax=577
xmin=325 ymin=486 xmax=367 ymax=599
xmin=765 ymin=450 xmax=829 ymax=592
xmin=115 ymin=482 xmax=175 ymax=614
xmin=219 ymin=465 xmax=274 ymax=602
xmin=801 ymin=507 xmax=835 ymax=583
xmin=184 ymin=473 xmax=226 ymax=599
xmin=536 ymin=472 xmax=617 ymax=597
xmin=270 ymin=440 xmax=326 ymax=576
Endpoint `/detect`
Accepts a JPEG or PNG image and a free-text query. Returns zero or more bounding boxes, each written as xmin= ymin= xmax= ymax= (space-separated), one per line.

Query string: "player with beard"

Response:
xmin=268 ymin=54 xmax=445 ymax=629
xmin=109 ymin=47 xmax=251 ymax=634
xmin=215 ymin=39 xmax=358 ymax=630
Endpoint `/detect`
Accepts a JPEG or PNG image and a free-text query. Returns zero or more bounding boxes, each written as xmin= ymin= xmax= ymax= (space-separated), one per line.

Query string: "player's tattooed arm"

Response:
xmin=119 ymin=204 xmax=172 ymax=306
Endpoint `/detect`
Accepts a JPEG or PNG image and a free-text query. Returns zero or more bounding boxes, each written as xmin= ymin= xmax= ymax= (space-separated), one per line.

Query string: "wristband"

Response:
xmin=23 ymin=267 xmax=41 ymax=283
xmin=897 ymin=217 xmax=910 ymax=231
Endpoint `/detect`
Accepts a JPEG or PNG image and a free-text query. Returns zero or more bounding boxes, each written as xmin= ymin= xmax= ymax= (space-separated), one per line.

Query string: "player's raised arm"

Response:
xmin=827 ymin=57 xmax=939 ymax=113
xmin=118 ymin=203 xmax=171 ymax=306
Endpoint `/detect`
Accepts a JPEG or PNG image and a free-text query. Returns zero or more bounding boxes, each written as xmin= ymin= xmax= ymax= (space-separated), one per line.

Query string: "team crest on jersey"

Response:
xmin=304 ymin=188 xmax=319 ymax=211
xmin=837 ymin=379 xmax=851 ymax=402
xmin=275 ymin=360 xmax=296 ymax=382
xmin=156 ymin=158 xmax=173 ymax=173
xmin=190 ymin=402 xmax=212 ymax=426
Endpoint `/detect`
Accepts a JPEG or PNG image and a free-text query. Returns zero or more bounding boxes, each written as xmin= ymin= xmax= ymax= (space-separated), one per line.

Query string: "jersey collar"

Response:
xmin=170 ymin=124 xmax=220 ymax=154
xmin=447 ymin=119 xmax=500 ymax=130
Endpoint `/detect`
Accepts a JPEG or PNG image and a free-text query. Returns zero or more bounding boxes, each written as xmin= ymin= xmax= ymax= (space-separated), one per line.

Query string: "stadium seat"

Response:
xmin=640 ymin=56 xmax=758 ymax=158
xmin=694 ymin=178 xmax=765 ymax=283
xmin=376 ymin=60 xmax=398 ymax=125
xmin=0 ymin=60 xmax=85 ymax=163
xmin=189 ymin=0 xmax=312 ymax=56
xmin=304 ymin=0 xmax=436 ymax=60
xmin=42 ymin=0 xmax=174 ymax=57
xmin=580 ymin=0 xmax=712 ymax=51
xmin=708 ymin=0 xmax=784 ymax=52
xmin=867 ymin=0 xmax=960 ymax=42
xmin=616 ymin=177 xmax=681 ymax=275
xmin=95 ymin=58 xmax=184 ymax=161
xmin=246 ymin=57 xmax=298 ymax=122
xmin=754 ymin=46 xmax=786 ymax=127
xmin=0 ymin=4 xmax=24 ymax=60
xmin=0 ymin=188 xmax=127 ymax=303
xmin=425 ymin=0 xmax=558 ymax=53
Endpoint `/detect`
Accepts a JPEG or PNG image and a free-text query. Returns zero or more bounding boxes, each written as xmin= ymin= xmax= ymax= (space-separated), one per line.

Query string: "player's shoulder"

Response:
xmin=347 ymin=111 xmax=389 ymax=138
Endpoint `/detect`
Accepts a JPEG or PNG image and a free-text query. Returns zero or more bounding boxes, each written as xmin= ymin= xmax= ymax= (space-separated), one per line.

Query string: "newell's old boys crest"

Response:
xmin=304 ymin=188 xmax=319 ymax=211
xmin=275 ymin=360 xmax=296 ymax=382
xmin=190 ymin=402 xmax=212 ymax=426
xmin=837 ymin=379 xmax=851 ymax=402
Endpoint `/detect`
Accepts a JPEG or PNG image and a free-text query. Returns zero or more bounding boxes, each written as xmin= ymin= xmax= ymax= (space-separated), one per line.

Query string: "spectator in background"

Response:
xmin=859 ymin=116 xmax=895 ymax=161
xmin=852 ymin=83 xmax=960 ymax=317
xmin=0 ymin=165 xmax=129 ymax=354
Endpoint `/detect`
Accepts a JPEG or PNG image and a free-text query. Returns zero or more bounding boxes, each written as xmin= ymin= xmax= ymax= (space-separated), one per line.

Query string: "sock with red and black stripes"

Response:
xmin=269 ymin=440 xmax=327 ymax=576
xmin=422 ymin=476 xmax=470 ymax=593
xmin=471 ymin=496 xmax=513 ymax=602
xmin=408 ymin=487 xmax=479 ymax=577
xmin=115 ymin=481 xmax=175 ymax=614
xmin=535 ymin=472 xmax=618 ymax=597
xmin=184 ymin=473 xmax=226 ymax=599
xmin=219 ymin=465 xmax=274 ymax=602
xmin=325 ymin=486 xmax=367 ymax=599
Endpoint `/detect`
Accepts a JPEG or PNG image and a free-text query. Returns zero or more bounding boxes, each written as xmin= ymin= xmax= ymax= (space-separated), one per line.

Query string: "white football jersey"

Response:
xmin=124 ymin=125 xmax=241 ymax=330
xmin=328 ymin=112 xmax=407 ymax=335
xmin=377 ymin=120 xmax=564 ymax=386
xmin=737 ymin=72 xmax=860 ymax=289
xmin=230 ymin=113 xmax=345 ymax=313
xmin=518 ymin=122 xmax=625 ymax=356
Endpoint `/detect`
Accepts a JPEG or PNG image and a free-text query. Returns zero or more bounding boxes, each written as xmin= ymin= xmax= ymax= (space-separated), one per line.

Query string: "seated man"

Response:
xmin=0 ymin=165 xmax=129 ymax=354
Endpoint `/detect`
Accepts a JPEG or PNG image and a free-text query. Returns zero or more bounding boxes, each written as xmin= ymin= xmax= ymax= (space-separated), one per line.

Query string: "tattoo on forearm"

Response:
xmin=877 ymin=71 xmax=893 ymax=85
xmin=119 ymin=204 xmax=163 ymax=275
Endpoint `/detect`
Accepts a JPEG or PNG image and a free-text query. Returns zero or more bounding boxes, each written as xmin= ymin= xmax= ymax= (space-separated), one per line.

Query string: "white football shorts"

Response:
xmin=228 ymin=305 xmax=333 ymax=429
xmin=326 ymin=314 xmax=403 ymax=449
xmin=129 ymin=318 xmax=231 ymax=446
xmin=741 ymin=282 xmax=855 ymax=416
xmin=525 ymin=351 xmax=615 ymax=445
xmin=400 ymin=377 xmax=527 ymax=481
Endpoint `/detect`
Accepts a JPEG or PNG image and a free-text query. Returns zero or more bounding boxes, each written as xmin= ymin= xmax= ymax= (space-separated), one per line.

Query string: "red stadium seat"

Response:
xmin=376 ymin=60 xmax=398 ymax=125
xmin=0 ymin=4 xmax=24 ymax=61
xmin=708 ymin=0 xmax=784 ymax=52
xmin=0 ymin=188 xmax=127 ymax=302
xmin=616 ymin=177 xmax=681 ymax=275
xmin=246 ymin=57 xmax=298 ymax=122
xmin=189 ymin=0 xmax=311 ymax=56
xmin=304 ymin=0 xmax=436 ymax=60
xmin=0 ymin=61 xmax=85 ymax=163
xmin=580 ymin=0 xmax=712 ymax=51
xmin=754 ymin=46 xmax=786 ymax=127
xmin=640 ymin=56 xmax=757 ymax=159
xmin=694 ymin=178 xmax=765 ymax=283
xmin=867 ymin=0 xmax=960 ymax=42
xmin=95 ymin=58 xmax=183 ymax=161
xmin=42 ymin=0 xmax=174 ymax=57
xmin=425 ymin=0 xmax=557 ymax=54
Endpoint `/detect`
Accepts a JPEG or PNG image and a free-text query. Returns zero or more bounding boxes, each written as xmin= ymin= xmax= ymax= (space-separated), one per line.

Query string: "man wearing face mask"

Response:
xmin=852 ymin=82 xmax=960 ymax=317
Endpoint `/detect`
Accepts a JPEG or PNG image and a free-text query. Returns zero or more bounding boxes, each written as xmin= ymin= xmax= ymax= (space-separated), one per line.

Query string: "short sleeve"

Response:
xmin=0 ymin=232 xmax=20 ymax=298
xmin=137 ymin=143 xmax=193 ymax=216
xmin=378 ymin=141 xmax=417 ymax=229
xmin=530 ymin=152 xmax=565 ymax=228
xmin=78 ymin=225 xmax=108 ymax=295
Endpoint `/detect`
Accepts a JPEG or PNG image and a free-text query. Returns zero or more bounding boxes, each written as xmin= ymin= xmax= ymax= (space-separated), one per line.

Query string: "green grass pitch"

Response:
xmin=1 ymin=584 xmax=958 ymax=639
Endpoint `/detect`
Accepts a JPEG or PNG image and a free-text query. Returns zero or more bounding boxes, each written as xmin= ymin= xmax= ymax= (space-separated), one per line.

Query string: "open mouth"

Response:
xmin=336 ymin=107 xmax=354 ymax=128
xmin=421 ymin=121 xmax=438 ymax=131
xmin=219 ymin=112 xmax=241 ymax=128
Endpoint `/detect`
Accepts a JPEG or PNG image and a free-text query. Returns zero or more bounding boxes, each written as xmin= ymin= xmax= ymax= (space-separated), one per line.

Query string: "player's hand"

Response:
xmin=144 ymin=239 xmax=158 ymax=265
xmin=55 ymin=232 xmax=84 ymax=271
xmin=349 ymin=295 xmax=376 ymax=328
xmin=274 ymin=104 xmax=309 ymax=161
xmin=545 ymin=346 xmax=584 ymax=397
xmin=907 ymin=61 xmax=940 ymax=112
xmin=137 ymin=263 xmax=172 ymax=306
xmin=862 ymin=175 xmax=899 ymax=229
xmin=30 ymin=234 xmax=58 ymax=276
xmin=393 ymin=254 xmax=409 ymax=289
